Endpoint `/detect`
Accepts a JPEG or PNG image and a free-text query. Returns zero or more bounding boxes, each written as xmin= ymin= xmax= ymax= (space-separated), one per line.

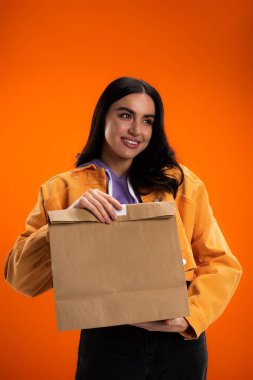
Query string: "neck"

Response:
xmin=100 ymin=154 xmax=132 ymax=177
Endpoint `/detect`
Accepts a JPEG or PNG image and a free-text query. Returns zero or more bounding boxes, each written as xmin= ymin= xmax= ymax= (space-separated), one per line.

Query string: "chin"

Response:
xmin=118 ymin=154 xmax=137 ymax=160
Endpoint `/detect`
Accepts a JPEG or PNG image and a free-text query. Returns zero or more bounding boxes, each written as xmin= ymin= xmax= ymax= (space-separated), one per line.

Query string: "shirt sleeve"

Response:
xmin=178 ymin=181 xmax=242 ymax=340
xmin=3 ymin=186 xmax=53 ymax=297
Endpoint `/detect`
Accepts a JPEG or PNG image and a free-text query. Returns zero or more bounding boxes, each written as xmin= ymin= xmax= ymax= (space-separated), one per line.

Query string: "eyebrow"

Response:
xmin=115 ymin=106 xmax=155 ymax=118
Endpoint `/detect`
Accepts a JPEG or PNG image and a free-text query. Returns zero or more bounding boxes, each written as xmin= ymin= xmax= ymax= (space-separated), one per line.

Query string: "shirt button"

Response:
xmin=182 ymin=258 xmax=187 ymax=265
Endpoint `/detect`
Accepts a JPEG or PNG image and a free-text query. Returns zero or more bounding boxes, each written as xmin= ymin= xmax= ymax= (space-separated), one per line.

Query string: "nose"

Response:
xmin=129 ymin=119 xmax=141 ymax=135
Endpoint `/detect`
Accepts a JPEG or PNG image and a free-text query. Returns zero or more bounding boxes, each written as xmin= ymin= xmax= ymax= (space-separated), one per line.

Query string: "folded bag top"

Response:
xmin=48 ymin=201 xmax=190 ymax=331
xmin=47 ymin=201 xmax=175 ymax=224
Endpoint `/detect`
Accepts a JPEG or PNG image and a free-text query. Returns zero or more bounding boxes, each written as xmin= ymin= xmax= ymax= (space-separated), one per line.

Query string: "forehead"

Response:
xmin=111 ymin=93 xmax=155 ymax=113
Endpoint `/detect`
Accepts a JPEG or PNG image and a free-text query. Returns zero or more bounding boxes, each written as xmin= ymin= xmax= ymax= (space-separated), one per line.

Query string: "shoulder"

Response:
xmin=165 ymin=163 xmax=207 ymax=204
xmin=180 ymin=164 xmax=205 ymax=194
xmin=180 ymin=164 xmax=204 ymax=184
xmin=165 ymin=163 xmax=205 ymax=187
xmin=180 ymin=164 xmax=211 ymax=204
xmin=40 ymin=164 xmax=100 ymax=200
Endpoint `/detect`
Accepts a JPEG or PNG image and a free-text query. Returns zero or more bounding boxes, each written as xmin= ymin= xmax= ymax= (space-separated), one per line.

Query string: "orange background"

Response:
xmin=1 ymin=1 xmax=252 ymax=379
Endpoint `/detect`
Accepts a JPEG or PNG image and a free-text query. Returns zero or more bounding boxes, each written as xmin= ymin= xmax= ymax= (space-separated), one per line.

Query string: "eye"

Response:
xmin=118 ymin=113 xmax=153 ymax=125
xmin=143 ymin=119 xmax=154 ymax=126
xmin=119 ymin=113 xmax=132 ymax=119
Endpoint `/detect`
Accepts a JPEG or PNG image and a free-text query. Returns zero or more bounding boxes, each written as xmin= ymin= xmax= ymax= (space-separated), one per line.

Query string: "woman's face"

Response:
xmin=101 ymin=93 xmax=155 ymax=165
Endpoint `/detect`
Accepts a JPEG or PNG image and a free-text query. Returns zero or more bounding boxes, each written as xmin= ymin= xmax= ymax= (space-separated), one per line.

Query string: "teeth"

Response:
xmin=123 ymin=138 xmax=138 ymax=145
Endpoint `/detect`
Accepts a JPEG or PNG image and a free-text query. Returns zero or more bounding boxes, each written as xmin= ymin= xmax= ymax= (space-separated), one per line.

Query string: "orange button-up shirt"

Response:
xmin=3 ymin=163 xmax=242 ymax=340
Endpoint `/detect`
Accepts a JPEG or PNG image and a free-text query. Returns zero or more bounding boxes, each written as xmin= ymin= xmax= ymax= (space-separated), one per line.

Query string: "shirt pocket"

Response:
xmin=174 ymin=204 xmax=197 ymax=280
xmin=182 ymin=251 xmax=197 ymax=281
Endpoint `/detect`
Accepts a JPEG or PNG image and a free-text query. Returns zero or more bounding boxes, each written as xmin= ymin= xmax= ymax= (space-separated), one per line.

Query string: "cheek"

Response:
xmin=104 ymin=120 xmax=123 ymax=141
xmin=144 ymin=129 xmax=153 ymax=144
xmin=104 ymin=123 xmax=116 ymax=143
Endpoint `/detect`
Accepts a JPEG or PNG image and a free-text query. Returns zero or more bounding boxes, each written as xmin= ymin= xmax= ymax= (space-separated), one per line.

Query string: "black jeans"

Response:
xmin=75 ymin=284 xmax=208 ymax=380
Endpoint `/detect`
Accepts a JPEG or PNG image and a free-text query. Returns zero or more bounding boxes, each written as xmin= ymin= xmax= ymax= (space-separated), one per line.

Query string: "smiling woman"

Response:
xmin=4 ymin=76 xmax=242 ymax=380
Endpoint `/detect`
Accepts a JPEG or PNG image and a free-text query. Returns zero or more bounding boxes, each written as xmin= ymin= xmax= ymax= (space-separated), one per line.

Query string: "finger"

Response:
xmin=131 ymin=320 xmax=185 ymax=333
xmin=167 ymin=318 xmax=181 ymax=327
xmin=94 ymin=190 xmax=123 ymax=210
xmin=88 ymin=190 xmax=122 ymax=220
xmin=163 ymin=319 xmax=172 ymax=325
xmin=132 ymin=321 xmax=162 ymax=329
xmin=78 ymin=195 xmax=107 ymax=223
xmin=164 ymin=318 xmax=186 ymax=332
xmin=84 ymin=192 xmax=115 ymax=223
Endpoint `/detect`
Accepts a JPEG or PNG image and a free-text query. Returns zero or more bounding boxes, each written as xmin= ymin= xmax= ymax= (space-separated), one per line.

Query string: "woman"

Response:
xmin=4 ymin=76 xmax=242 ymax=380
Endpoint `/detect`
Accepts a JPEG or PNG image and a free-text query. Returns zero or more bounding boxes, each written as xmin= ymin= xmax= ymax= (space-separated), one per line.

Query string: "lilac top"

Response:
xmin=79 ymin=159 xmax=141 ymax=204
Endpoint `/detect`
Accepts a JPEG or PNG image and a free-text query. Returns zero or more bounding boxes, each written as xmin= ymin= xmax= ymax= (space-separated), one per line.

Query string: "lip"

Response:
xmin=121 ymin=137 xmax=141 ymax=149
xmin=121 ymin=137 xmax=141 ymax=143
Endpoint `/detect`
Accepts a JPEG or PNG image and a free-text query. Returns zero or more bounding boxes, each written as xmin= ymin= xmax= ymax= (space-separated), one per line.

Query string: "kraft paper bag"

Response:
xmin=47 ymin=201 xmax=190 ymax=331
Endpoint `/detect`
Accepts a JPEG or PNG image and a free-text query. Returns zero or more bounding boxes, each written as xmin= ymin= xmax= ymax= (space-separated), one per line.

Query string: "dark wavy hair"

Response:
xmin=76 ymin=76 xmax=184 ymax=199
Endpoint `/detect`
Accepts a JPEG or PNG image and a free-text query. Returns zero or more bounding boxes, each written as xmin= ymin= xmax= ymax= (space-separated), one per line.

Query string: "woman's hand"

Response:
xmin=129 ymin=317 xmax=189 ymax=333
xmin=69 ymin=189 xmax=122 ymax=224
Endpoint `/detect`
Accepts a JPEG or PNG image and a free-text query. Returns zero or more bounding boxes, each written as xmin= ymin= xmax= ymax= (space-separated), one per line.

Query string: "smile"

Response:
xmin=121 ymin=138 xmax=141 ymax=149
